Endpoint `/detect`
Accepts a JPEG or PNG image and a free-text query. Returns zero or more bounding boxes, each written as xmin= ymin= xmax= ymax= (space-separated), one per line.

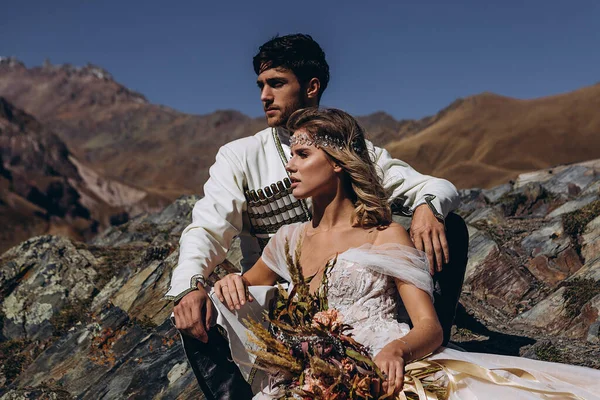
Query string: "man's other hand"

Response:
xmin=173 ymin=284 xmax=214 ymax=343
xmin=410 ymin=204 xmax=449 ymax=275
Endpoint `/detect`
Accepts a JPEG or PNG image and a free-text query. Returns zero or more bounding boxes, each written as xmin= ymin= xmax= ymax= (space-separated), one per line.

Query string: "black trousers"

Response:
xmin=182 ymin=327 xmax=254 ymax=400
xmin=183 ymin=212 xmax=469 ymax=399
xmin=431 ymin=212 xmax=469 ymax=345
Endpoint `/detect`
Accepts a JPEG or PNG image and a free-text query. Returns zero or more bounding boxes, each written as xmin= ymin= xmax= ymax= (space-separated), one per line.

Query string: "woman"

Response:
xmin=212 ymin=108 xmax=600 ymax=399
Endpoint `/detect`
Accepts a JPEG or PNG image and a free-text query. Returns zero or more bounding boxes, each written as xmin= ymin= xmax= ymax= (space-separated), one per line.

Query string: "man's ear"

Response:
xmin=305 ymin=78 xmax=320 ymax=101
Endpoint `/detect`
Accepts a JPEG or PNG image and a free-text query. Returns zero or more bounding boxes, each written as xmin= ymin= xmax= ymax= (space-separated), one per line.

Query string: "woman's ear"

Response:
xmin=325 ymin=153 xmax=343 ymax=173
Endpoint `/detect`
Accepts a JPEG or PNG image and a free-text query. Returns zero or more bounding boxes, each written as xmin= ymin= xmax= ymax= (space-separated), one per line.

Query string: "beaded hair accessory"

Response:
xmin=290 ymin=132 xmax=365 ymax=154
xmin=290 ymin=132 xmax=344 ymax=150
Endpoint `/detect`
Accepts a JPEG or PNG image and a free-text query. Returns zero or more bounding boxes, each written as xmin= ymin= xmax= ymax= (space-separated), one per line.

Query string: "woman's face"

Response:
xmin=286 ymin=129 xmax=339 ymax=200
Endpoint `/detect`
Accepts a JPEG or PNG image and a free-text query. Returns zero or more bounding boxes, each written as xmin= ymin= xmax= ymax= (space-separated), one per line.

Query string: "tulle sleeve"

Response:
xmin=260 ymin=222 xmax=304 ymax=283
xmin=338 ymin=243 xmax=434 ymax=300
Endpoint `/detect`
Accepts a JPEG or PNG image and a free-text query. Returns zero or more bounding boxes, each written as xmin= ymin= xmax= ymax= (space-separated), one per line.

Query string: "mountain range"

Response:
xmin=0 ymin=56 xmax=599 ymax=250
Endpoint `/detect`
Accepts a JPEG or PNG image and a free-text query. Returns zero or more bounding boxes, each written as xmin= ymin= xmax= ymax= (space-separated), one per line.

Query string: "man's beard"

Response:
xmin=269 ymin=97 xmax=308 ymax=128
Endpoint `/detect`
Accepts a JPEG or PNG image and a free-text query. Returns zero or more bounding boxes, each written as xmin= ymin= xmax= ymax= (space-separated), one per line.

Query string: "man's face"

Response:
xmin=257 ymin=67 xmax=307 ymax=127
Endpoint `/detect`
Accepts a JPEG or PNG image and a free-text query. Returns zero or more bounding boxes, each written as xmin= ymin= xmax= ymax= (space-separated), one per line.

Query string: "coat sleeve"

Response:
xmin=369 ymin=142 xmax=460 ymax=220
xmin=164 ymin=145 xmax=247 ymax=302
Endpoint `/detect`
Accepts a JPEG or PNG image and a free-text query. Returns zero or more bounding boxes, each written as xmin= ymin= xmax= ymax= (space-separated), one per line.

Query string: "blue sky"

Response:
xmin=2 ymin=0 xmax=599 ymax=120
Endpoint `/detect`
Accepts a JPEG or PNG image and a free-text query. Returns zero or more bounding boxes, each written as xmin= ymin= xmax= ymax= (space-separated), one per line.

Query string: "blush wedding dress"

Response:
xmin=210 ymin=222 xmax=600 ymax=399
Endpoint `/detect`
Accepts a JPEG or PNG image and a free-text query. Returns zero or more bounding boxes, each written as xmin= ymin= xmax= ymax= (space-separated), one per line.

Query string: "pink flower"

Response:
xmin=301 ymin=370 xmax=328 ymax=395
xmin=312 ymin=309 xmax=343 ymax=331
xmin=301 ymin=370 xmax=319 ymax=393
xmin=341 ymin=357 xmax=355 ymax=374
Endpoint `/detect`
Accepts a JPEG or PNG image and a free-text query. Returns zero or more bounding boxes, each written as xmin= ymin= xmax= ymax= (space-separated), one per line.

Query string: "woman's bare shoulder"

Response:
xmin=372 ymin=222 xmax=413 ymax=247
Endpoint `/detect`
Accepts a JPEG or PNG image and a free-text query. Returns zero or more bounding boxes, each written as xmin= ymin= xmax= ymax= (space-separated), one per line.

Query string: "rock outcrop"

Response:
xmin=0 ymin=196 xmax=206 ymax=398
xmin=1 ymin=159 xmax=599 ymax=398
xmin=453 ymin=159 xmax=600 ymax=366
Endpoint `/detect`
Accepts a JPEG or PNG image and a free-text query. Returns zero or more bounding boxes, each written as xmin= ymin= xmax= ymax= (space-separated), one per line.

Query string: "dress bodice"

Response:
xmin=325 ymin=256 xmax=410 ymax=355
xmin=262 ymin=222 xmax=433 ymax=356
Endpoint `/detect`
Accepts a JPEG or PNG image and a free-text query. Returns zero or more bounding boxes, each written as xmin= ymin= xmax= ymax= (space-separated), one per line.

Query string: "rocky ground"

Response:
xmin=452 ymin=159 xmax=600 ymax=367
xmin=1 ymin=159 xmax=599 ymax=399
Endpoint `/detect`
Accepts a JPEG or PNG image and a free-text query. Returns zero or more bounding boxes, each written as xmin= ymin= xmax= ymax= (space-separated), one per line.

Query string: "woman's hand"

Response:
xmin=373 ymin=341 xmax=407 ymax=396
xmin=214 ymin=273 xmax=254 ymax=311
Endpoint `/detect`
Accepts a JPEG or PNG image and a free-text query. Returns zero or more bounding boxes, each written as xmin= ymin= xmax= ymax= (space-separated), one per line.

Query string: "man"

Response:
xmin=165 ymin=34 xmax=467 ymax=399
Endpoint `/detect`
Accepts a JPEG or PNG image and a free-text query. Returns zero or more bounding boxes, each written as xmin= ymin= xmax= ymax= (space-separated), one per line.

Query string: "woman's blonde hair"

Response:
xmin=287 ymin=108 xmax=392 ymax=228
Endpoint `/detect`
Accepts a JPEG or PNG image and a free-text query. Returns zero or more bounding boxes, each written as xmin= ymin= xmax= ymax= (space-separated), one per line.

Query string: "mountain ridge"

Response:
xmin=1 ymin=57 xmax=599 ymax=194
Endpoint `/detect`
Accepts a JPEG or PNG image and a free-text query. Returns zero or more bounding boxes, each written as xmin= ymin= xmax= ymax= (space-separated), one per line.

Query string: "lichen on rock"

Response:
xmin=1 ymin=236 xmax=97 ymax=340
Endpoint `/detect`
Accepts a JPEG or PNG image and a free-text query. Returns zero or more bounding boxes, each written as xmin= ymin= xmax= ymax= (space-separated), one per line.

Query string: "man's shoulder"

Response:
xmin=223 ymin=127 xmax=272 ymax=154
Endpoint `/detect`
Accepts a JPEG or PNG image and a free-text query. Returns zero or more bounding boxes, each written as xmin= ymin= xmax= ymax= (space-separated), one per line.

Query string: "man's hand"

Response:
xmin=214 ymin=273 xmax=254 ymax=311
xmin=373 ymin=342 xmax=406 ymax=396
xmin=410 ymin=204 xmax=449 ymax=275
xmin=173 ymin=284 xmax=214 ymax=343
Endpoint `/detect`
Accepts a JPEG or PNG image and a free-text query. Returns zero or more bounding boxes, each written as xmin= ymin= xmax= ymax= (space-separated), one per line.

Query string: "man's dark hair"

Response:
xmin=253 ymin=34 xmax=330 ymax=100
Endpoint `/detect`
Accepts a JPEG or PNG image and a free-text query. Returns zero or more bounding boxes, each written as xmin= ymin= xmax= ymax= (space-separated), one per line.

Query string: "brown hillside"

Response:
xmin=385 ymin=85 xmax=600 ymax=189
xmin=0 ymin=97 xmax=165 ymax=252
xmin=357 ymin=99 xmax=467 ymax=145
xmin=0 ymin=58 xmax=265 ymax=197
xmin=0 ymin=97 xmax=96 ymax=252
xmin=356 ymin=112 xmax=414 ymax=144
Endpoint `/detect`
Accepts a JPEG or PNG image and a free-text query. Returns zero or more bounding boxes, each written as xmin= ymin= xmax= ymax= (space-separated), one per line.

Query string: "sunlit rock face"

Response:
xmin=1 ymin=161 xmax=599 ymax=398
xmin=456 ymin=159 xmax=600 ymax=367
